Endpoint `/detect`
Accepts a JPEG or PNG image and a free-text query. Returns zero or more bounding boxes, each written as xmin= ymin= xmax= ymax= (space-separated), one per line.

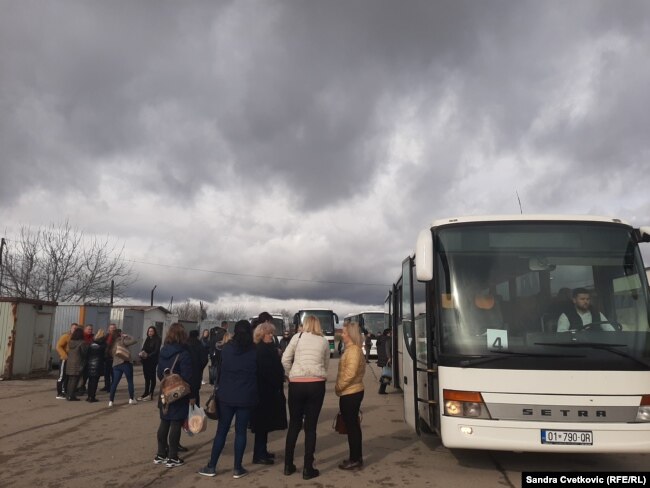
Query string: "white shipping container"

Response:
xmin=0 ymin=298 xmax=57 ymax=379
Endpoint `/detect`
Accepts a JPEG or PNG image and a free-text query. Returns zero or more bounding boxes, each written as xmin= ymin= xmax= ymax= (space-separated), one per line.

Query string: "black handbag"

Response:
xmin=205 ymin=388 xmax=219 ymax=420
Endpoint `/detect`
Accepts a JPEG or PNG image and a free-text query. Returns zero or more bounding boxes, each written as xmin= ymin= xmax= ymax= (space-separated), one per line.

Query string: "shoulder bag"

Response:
xmin=160 ymin=354 xmax=191 ymax=413
xmin=114 ymin=341 xmax=131 ymax=361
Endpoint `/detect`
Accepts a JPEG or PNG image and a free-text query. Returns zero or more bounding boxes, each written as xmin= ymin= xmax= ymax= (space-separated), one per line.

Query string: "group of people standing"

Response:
xmin=55 ymin=322 xmax=141 ymax=404
xmin=55 ymin=312 xmax=377 ymax=481
xmin=192 ymin=312 xmax=369 ymax=480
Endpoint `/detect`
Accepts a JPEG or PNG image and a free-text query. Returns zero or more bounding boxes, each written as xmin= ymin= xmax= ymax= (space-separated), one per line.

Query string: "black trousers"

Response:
xmin=104 ymin=358 xmax=113 ymax=390
xmin=142 ymin=359 xmax=157 ymax=397
xmin=157 ymin=419 xmax=182 ymax=460
xmin=87 ymin=376 xmax=100 ymax=399
xmin=284 ymin=381 xmax=326 ymax=468
xmin=340 ymin=390 xmax=364 ymax=462
xmin=57 ymin=359 xmax=67 ymax=396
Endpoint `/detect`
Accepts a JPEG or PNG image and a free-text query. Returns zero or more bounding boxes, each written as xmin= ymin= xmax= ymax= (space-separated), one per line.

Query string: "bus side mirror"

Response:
xmin=334 ymin=313 xmax=339 ymax=324
xmin=415 ymin=229 xmax=433 ymax=281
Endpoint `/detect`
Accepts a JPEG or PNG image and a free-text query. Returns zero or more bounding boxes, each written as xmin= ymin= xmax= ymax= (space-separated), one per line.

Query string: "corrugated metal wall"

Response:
xmin=0 ymin=302 xmax=16 ymax=378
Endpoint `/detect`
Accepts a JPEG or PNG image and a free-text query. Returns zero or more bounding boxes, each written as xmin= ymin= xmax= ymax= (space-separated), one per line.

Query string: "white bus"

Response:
xmin=344 ymin=311 xmax=387 ymax=357
xmin=387 ymin=215 xmax=650 ymax=452
xmin=293 ymin=308 xmax=338 ymax=357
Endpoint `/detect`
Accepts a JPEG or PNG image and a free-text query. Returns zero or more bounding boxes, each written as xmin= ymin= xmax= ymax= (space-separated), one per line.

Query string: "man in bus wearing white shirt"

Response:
xmin=556 ymin=288 xmax=613 ymax=332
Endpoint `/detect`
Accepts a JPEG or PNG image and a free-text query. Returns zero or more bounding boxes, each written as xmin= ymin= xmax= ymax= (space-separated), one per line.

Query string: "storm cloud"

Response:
xmin=1 ymin=0 xmax=649 ymax=316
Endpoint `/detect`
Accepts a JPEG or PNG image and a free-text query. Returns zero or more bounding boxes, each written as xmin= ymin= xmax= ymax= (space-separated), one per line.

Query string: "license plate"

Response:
xmin=541 ymin=429 xmax=593 ymax=445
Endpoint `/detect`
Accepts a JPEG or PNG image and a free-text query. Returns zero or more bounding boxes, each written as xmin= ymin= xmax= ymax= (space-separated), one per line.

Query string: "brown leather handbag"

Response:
xmin=159 ymin=354 xmax=191 ymax=413
xmin=333 ymin=412 xmax=347 ymax=434
xmin=333 ymin=410 xmax=363 ymax=435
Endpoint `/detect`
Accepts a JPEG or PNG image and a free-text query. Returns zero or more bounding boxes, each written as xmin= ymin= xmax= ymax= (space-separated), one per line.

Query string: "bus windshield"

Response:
xmin=299 ymin=310 xmax=336 ymax=335
xmin=362 ymin=313 xmax=386 ymax=336
xmin=435 ymin=222 xmax=650 ymax=370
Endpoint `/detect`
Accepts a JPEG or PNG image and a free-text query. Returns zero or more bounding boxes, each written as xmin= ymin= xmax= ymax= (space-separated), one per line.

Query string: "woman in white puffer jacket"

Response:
xmin=281 ymin=315 xmax=330 ymax=480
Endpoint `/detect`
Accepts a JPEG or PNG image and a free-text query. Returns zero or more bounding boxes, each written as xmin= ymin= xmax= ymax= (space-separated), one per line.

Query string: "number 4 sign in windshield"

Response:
xmin=486 ymin=329 xmax=508 ymax=351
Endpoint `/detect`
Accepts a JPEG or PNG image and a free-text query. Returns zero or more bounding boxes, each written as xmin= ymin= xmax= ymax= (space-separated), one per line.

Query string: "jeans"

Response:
xmin=110 ymin=362 xmax=134 ymax=402
xmin=157 ymin=419 xmax=182 ymax=459
xmin=284 ymin=381 xmax=326 ymax=468
xmin=340 ymin=390 xmax=364 ymax=462
xmin=207 ymin=403 xmax=252 ymax=470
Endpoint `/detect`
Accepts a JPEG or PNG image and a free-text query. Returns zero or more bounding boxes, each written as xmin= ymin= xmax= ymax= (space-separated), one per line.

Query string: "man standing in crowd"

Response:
xmin=55 ymin=323 xmax=78 ymax=399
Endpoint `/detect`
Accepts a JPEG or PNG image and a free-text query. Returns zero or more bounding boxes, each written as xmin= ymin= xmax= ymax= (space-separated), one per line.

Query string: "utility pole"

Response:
xmin=0 ymin=237 xmax=6 ymax=295
xmin=151 ymin=285 xmax=157 ymax=306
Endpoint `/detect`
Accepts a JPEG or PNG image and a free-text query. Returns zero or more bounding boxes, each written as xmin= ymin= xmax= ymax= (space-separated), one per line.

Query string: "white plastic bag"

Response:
xmin=187 ymin=404 xmax=207 ymax=434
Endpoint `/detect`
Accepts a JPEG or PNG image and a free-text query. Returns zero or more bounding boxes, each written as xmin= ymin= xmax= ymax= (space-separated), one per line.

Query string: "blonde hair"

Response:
xmin=344 ymin=321 xmax=363 ymax=347
xmin=302 ymin=315 xmax=323 ymax=336
xmin=253 ymin=322 xmax=276 ymax=344
xmin=94 ymin=328 xmax=106 ymax=340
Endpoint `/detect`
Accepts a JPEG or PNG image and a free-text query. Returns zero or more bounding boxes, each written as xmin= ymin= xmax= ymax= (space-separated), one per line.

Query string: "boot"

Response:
xmin=302 ymin=466 xmax=319 ymax=480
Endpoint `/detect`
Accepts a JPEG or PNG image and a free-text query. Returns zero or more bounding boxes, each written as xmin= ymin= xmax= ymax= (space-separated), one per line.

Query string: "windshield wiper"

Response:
xmin=459 ymin=350 xmax=582 ymax=367
xmin=534 ymin=342 xmax=650 ymax=369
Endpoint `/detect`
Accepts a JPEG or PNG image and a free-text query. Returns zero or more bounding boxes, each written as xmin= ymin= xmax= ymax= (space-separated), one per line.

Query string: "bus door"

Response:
xmin=400 ymin=257 xmax=419 ymax=432
xmin=414 ymin=277 xmax=439 ymax=435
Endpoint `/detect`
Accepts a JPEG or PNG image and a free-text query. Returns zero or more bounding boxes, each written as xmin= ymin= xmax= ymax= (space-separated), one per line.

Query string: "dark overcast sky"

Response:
xmin=1 ymin=1 xmax=650 ymax=317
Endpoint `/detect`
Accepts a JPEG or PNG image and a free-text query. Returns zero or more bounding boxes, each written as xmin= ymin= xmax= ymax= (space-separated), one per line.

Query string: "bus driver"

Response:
xmin=556 ymin=288 xmax=613 ymax=332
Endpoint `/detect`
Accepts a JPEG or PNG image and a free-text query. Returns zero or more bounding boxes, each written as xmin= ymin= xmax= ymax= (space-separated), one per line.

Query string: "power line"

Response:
xmin=1 ymin=235 xmax=388 ymax=288
xmin=124 ymin=258 xmax=387 ymax=288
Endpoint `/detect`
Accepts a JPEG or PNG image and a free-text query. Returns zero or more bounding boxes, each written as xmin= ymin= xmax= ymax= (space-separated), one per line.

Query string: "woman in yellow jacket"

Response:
xmin=335 ymin=321 xmax=366 ymax=470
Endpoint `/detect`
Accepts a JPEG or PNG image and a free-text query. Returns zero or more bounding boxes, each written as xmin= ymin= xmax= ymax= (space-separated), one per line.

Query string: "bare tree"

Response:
xmin=1 ymin=221 xmax=135 ymax=302
xmin=174 ymin=300 xmax=207 ymax=321
xmin=208 ymin=305 xmax=250 ymax=322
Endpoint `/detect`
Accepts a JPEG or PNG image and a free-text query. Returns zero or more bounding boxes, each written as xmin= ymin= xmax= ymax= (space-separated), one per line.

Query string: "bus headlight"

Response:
xmin=443 ymin=389 xmax=491 ymax=419
xmin=637 ymin=395 xmax=650 ymax=422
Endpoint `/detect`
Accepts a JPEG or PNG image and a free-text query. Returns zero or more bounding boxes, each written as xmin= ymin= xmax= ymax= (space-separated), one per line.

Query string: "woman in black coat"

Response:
xmin=138 ymin=326 xmax=162 ymax=401
xmin=85 ymin=329 xmax=107 ymax=402
xmin=154 ymin=323 xmax=193 ymax=468
xmin=186 ymin=329 xmax=209 ymax=406
xmin=250 ymin=321 xmax=287 ymax=464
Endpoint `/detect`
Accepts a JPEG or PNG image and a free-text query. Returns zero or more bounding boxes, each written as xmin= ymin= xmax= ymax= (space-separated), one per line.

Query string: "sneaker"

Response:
xmin=108 ymin=401 xmax=114 ymax=407
xmin=198 ymin=466 xmax=216 ymax=477
xmin=153 ymin=455 xmax=167 ymax=465
xmin=136 ymin=395 xmax=146 ymax=401
xmin=56 ymin=395 xmax=66 ymax=400
xmin=141 ymin=396 xmax=151 ymax=402
xmin=233 ymin=468 xmax=248 ymax=479
xmin=129 ymin=398 xmax=137 ymax=405
xmin=166 ymin=458 xmax=184 ymax=468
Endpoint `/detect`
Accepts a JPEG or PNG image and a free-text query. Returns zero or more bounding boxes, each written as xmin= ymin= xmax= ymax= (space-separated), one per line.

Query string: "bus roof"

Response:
xmin=344 ymin=311 xmax=385 ymax=318
xmin=430 ymin=215 xmax=629 ymax=229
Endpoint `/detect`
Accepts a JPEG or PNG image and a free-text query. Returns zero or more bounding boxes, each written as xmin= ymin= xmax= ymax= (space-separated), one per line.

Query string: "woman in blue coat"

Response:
xmin=154 ymin=323 xmax=193 ymax=468
xmin=199 ymin=320 xmax=258 ymax=479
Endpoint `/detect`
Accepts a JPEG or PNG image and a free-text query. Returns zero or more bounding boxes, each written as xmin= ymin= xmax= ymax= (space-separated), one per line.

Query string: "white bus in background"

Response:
xmin=250 ymin=314 xmax=287 ymax=341
xmin=293 ymin=309 xmax=338 ymax=357
xmin=387 ymin=215 xmax=650 ymax=452
xmin=343 ymin=311 xmax=387 ymax=357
